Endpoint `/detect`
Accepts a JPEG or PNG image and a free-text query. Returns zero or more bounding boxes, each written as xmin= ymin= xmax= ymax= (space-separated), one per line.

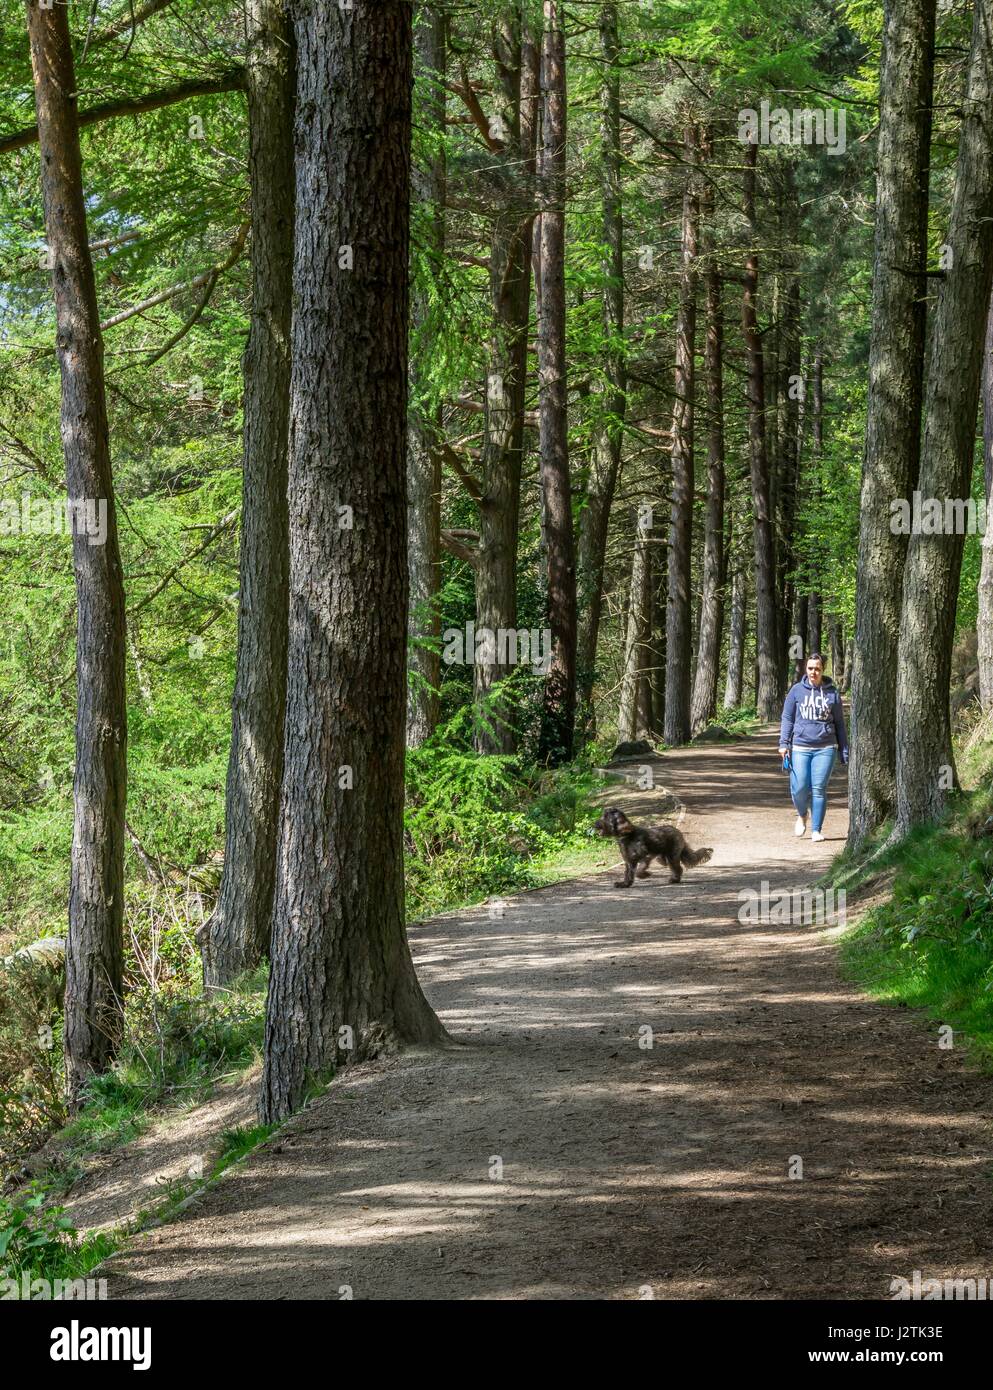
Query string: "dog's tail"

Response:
xmin=681 ymin=844 xmax=713 ymax=867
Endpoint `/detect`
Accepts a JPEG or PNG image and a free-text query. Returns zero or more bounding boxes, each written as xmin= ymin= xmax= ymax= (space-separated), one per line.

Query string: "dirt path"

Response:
xmin=101 ymin=728 xmax=993 ymax=1300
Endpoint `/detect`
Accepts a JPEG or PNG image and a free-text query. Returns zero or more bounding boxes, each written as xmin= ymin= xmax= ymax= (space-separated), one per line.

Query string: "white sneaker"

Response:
xmin=794 ymin=816 xmax=806 ymax=837
xmin=811 ymin=831 xmax=824 ymax=843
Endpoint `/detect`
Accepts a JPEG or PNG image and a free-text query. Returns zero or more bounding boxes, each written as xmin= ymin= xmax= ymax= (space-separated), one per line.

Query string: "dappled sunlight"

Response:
xmin=102 ymin=732 xmax=993 ymax=1301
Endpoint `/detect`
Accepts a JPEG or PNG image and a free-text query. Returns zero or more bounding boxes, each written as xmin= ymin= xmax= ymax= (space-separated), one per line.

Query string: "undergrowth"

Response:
xmin=838 ymin=727 xmax=993 ymax=1065
xmin=404 ymin=707 xmax=608 ymax=917
xmin=1 ymin=703 xmax=608 ymax=1184
xmin=0 ymin=1184 xmax=118 ymax=1289
xmin=0 ymin=1121 xmax=277 ymax=1291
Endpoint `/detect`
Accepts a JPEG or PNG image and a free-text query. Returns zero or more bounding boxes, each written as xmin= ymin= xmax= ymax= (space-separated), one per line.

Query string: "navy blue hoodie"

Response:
xmin=779 ymin=675 xmax=848 ymax=759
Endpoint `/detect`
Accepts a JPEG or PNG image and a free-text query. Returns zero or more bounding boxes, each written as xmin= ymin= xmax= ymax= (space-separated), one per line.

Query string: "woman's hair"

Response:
xmin=806 ymin=652 xmax=826 ymax=666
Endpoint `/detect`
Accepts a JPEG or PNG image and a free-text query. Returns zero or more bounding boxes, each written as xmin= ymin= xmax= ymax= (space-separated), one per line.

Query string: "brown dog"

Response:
xmin=594 ymin=806 xmax=713 ymax=889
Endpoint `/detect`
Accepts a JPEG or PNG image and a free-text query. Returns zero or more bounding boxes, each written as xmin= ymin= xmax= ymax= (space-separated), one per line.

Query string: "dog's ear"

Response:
xmin=613 ymin=811 xmax=635 ymax=835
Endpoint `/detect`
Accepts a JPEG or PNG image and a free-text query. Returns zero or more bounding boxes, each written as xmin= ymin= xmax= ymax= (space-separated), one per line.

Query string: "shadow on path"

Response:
xmin=100 ymin=728 xmax=992 ymax=1300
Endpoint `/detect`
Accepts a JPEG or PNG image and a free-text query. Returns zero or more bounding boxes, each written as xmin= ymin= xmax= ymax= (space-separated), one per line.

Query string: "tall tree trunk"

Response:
xmin=848 ymin=0 xmax=937 ymax=848
xmin=842 ymin=638 xmax=854 ymax=694
xmin=690 ymin=177 xmax=725 ymax=735
xmin=636 ymin=594 xmax=656 ymax=741
xmin=786 ymin=347 xmax=809 ymax=680
xmin=978 ymin=291 xmax=993 ymax=708
xmin=664 ymin=129 xmax=698 ymax=745
xmin=791 ymin=590 xmax=809 ymax=681
xmin=201 ymin=0 xmax=294 ymax=991
xmin=617 ymin=518 xmax=653 ymax=742
xmin=261 ymin=1 xmax=446 ymax=1125
xmin=893 ymin=0 xmax=993 ymax=837
xmin=766 ymin=271 xmax=781 ymax=589
xmin=28 ymin=0 xmax=128 ymax=1108
xmin=778 ymin=337 xmax=806 ymax=661
xmin=649 ymin=569 xmax=667 ymax=739
xmin=805 ymin=350 xmax=825 ymax=656
xmin=740 ymin=139 xmax=779 ymax=721
xmin=723 ymin=554 xmax=747 ymax=710
xmin=576 ymin=1 xmax=624 ymax=741
xmin=829 ymin=614 xmax=845 ymax=683
xmin=536 ymin=0 xmax=576 ymax=764
xmin=406 ymin=8 xmax=446 ymax=748
xmin=473 ymin=13 xmax=532 ymax=754
xmin=775 ymin=189 xmax=801 ymax=680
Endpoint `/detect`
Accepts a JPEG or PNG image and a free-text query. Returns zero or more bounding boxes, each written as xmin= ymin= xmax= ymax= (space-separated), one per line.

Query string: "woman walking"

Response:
xmin=778 ymin=652 xmax=848 ymax=842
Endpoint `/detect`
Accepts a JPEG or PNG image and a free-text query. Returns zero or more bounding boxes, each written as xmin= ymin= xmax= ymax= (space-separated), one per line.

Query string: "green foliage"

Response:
xmin=1 ymin=0 xmax=990 ymax=1237
xmin=715 ymin=703 xmax=760 ymax=737
xmin=214 ymin=1123 xmax=275 ymax=1177
xmin=0 ymin=1184 xmax=116 ymax=1287
xmin=73 ymin=961 xmax=266 ymax=1132
xmin=405 ymin=711 xmax=607 ymax=918
xmin=0 ymin=894 xmax=267 ymax=1181
xmin=0 ymin=953 xmax=66 ymax=1175
xmin=841 ymin=794 xmax=993 ymax=1063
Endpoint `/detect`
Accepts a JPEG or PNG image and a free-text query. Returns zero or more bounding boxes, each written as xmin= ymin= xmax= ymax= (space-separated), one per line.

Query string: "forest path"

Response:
xmin=103 ymin=728 xmax=993 ymax=1300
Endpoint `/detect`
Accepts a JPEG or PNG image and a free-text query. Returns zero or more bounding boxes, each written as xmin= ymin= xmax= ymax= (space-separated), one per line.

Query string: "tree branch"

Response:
xmin=441 ymin=529 xmax=479 ymax=568
xmin=91 ymin=0 xmax=175 ymax=49
xmin=128 ymin=509 xmax=238 ymax=616
xmin=101 ymin=220 xmax=249 ymax=332
xmin=455 ymin=394 xmax=539 ymax=428
xmin=441 ymin=443 xmax=483 ymax=501
xmin=0 ymin=70 xmax=245 ymax=157
xmin=448 ymin=65 xmax=503 ymax=153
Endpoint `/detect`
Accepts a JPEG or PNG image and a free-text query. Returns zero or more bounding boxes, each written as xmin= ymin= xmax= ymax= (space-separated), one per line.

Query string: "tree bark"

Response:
xmin=829 ymin=613 xmax=845 ymax=683
xmin=473 ymin=11 xmax=533 ymax=754
xmin=664 ymin=128 xmax=698 ymax=746
xmin=848 ymin=0 xmax=936 ymax=848
xmin=723 ymin=553 xmax=747 ymax=710
xmin=201 ymin=0 xmax=294 ymax=991
xmin=27 ymin=0 xmax=128 ymax=1107
xmin=618 ymin=518 xmax=653 ymax=742
xmin=576 ymin=1 xmax=624 ymax=741
xmin=649 ymin=568 xmax=667 ymax=739
xmin=775 ymin=188 xmax=801 ymax=680
xmin=406 ymin=8 xmax=447 ymax=748
xmin=740 ymin=139 xmax=779 ymax=721
xmin=978 ymin=289 xmax=993 ymax=708
xmin=805 ymin=350 xmax=825 ymax=659
xmin=766 ymin=271 xmax=781 ymax=591
xmin=261 ymin=1 xmax=446 ymax=1125
xmin=893 ymin=0 xmax=993 ymax=837
xmin=791 ymin=590 xmax=809 ymax=682
xmin=690 ymin=172 xmax=725 ymax=736
xmin=536 ymin=0 xmax=576 ymax=764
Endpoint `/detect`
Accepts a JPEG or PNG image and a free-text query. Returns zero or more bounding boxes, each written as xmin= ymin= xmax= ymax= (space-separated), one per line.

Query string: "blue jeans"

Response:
xmin=790 ymin=745 xmax=836 ymax=833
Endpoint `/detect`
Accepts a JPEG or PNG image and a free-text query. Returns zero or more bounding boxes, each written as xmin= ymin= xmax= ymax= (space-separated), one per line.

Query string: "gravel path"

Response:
xmin=101 ymin=728 xmax=993 ymax=1300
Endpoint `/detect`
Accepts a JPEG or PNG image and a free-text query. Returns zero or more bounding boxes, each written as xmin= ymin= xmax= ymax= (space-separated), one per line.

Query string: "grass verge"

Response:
xmin=834 ymin=778 xmax=993 ymax=1068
